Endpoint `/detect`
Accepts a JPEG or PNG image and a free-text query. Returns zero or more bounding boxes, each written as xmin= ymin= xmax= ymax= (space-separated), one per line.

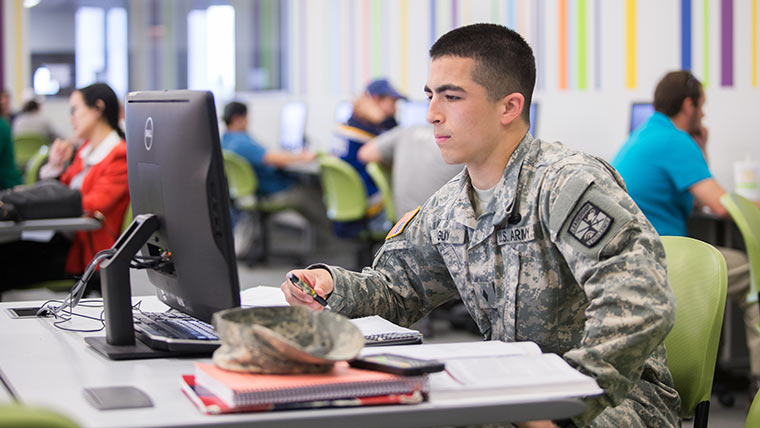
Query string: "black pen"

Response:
xmin=288 ymin=273 xmax=328 ymax=307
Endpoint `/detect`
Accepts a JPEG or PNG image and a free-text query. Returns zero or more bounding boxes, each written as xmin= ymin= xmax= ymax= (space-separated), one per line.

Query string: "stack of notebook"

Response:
xmin=183 ymin=362 xmax=427 ymax=414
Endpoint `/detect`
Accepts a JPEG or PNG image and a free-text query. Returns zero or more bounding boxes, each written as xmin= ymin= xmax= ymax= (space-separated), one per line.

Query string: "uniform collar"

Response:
xmin=451 ymin=133 xmax=533 ymax=243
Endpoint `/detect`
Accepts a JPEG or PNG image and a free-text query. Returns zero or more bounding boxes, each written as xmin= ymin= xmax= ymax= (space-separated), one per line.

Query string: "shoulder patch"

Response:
xmin=568 ymin=201 xmax=613 ymax=247
xmin=386 ymin=206 xmax=421 ymax=240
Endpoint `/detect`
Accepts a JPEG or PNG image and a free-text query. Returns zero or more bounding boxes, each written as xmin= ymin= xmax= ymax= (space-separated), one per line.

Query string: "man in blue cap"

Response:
xmin=333 ymin=78 xmax=407 ymax=238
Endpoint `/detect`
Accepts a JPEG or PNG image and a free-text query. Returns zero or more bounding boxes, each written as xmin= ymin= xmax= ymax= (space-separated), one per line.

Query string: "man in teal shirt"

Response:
xmin=613 ymin=70 xmax=760 ymax=395
xmin=613 ymin=71 xmax=717 ymax=235
xmin=0 ymin=117 xmax=22 ymax=190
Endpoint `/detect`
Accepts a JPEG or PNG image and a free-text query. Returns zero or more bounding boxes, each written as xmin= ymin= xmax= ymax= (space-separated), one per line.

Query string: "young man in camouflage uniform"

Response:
xmin=282 ymin=24 xmax=680 ymax=427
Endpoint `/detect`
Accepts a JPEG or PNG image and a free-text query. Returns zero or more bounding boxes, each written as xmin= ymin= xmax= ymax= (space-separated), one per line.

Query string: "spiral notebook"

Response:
xmin=181 ymin=375 xmax=424 ymax=414
xmin=194 ymin=362 xmax=428 ymax=408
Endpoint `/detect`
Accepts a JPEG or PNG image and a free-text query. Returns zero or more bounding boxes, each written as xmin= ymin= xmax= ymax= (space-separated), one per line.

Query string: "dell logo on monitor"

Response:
xmin=144 ymin=117 xmax=154 ymax=151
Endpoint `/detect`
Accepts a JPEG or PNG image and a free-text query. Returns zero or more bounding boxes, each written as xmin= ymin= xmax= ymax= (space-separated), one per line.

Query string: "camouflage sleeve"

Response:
xmin=321 ymin=207 xmax=460 ymax=327
xmin=541 ymin=162 xmax=676 ymax=424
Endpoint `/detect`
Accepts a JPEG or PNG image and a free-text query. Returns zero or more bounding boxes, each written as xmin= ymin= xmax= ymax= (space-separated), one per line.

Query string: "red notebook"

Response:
xmin=181 ymin=375 xmax=424 ymax=415
xmin=194 ymin=361 xmax=428 ymax=408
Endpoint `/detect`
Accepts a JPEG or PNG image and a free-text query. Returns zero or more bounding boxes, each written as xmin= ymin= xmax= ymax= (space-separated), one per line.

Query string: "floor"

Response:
xmin=1 ymin=218 xmax=752 ymax=427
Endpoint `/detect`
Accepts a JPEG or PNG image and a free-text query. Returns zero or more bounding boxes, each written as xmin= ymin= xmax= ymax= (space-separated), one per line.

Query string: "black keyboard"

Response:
xmin=132 ymin=310 xmax=220 ymax=354
xmin=364 ymin=332 xmax=423 ymax=346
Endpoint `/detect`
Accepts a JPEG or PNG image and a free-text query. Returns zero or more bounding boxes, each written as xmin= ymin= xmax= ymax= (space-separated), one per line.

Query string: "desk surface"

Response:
xmin=0 ymin=298 xmax=585 ymax=428
xmin=0 ymin=217 xmax=102 ymax=243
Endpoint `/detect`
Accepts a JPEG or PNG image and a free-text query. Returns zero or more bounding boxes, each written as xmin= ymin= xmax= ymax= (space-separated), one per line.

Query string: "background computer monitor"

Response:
xmin=334 ymin=100 xmax=353 ymax=123
xmin=399 ymin=100 xmax=429 ymax=127
xmin=123 ymin=90 xmax=240 ymax=322
xmin=630 ymin=102 xmax=655 ymax=134
xmin=529 ymin=102 xmax=538 ymax=137
xmin=279 ymin=101 xmax=307 ymax=152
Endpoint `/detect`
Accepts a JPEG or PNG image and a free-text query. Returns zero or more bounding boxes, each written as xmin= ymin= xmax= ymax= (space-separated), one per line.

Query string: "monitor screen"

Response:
xmin=124 ymin=90 xmax=240 ymax=323
xmin=529 ymin=102 xmax=538 ymax=137
xmin=335 ymin=101 xmax=353 ymax=123
xmin=279 ymin=101 xmax=307 ymax=152
xmin=399 ymin=101 xmax=429 ymax=127
xmin=630 ymin=102 xmax=654 ymax=134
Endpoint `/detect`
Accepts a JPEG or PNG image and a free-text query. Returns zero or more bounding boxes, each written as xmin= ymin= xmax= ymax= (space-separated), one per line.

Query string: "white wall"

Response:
xmin=6 ymin=0 xmax=760 ymax=188
xmin=235 ymin=0 xmax=760 ymax=189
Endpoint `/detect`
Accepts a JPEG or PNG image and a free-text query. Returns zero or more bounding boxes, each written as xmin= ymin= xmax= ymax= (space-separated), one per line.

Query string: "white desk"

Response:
xmin=0 ymin=217 xmax=102 ymax=243
xmin=0 ymin=298 xmax=585 ymax=428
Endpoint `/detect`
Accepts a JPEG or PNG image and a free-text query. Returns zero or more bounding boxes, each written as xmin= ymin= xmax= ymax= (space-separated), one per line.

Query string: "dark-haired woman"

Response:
xmin=0 ymin=83 xmax=129 ymax=290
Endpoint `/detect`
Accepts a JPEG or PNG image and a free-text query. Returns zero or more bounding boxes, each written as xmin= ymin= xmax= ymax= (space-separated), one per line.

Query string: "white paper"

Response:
xmin=239 ymin=286 xmax=290 ymax=307
xmin=20 ymin=230 xmax=55 ymax=242
xmin=360 ymin=340 xmax=541 ymax=360
xmin=350 ymin=315 xmax=419 ymax=336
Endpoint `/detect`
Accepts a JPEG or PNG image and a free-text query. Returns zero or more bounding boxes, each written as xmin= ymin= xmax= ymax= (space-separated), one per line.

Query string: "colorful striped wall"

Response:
xmin=284 ymin=0 xmax=759 ymax=97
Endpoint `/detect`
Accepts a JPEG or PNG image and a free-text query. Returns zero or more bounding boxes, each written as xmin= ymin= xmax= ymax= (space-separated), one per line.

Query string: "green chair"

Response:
xmin=747 ymin=389 xmax=760 ymax=428
xmin=13 ymin=133 xmax=49 ymax=175
xmin=222 ymin=150 xmax=311 ymax=264
xmin=24 ymin=145 xmax=49 ymax=185
xmin=0 ymin=404 xmax=79 ymax=428
xmin=317 ymin=154 xmax=385 ymax=266
xmin=366 ymin=161 xmax=395 ymax=225
xmin=222 ymin=149 xmax=258 ymax=211
xmin=720 ymin=192 xmax=760 ymax=310
xmin=661 ymin=236 xmax=727 ymax=428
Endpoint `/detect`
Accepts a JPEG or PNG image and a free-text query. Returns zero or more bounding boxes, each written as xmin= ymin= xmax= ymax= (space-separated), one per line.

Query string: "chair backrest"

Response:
xmin=13 ymin=133 xmax=49 ymax=170
xmin=317 ymin=154 xmax=367 ymax=222
xmin=222 ymin=150 xmax=258 ymax=210
xmin=23 ymin=145 xmax=49 ymax=185
xmin=720 ymin=192 xmax=760 ymax=302
xmin=121 ymin=201 xmax=133 ymax=233
xmin=0 ymin=404 xmax=80 ymax=428
xmin=747 ymin=389 xmax=760 ymax=428
xmin=366 ymin=162 xmax=395 ymax=223
xmin=661 ymin=236 xmax=727 ymax=418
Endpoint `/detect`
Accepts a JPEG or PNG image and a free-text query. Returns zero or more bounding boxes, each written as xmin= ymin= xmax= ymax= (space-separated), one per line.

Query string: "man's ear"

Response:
xmin=499 ymin=92 xmax=525 ymax=126
xmin=680 ymin=96 xmax=694 ymax=115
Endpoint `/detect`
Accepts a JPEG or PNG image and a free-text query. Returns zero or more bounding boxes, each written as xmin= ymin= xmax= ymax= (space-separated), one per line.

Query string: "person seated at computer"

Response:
xmin=12 ymin=97 xmax=59 ymax=142
xmin=333 ymin=78 xmax=406 ymax=237
xmin=0 ymin=90 xmax=17 ymax=126
xmin=221 ymin=101 xmax=332 ymax=246
xmin=612 ymin=70 xmax=760 ymax=396
xmin=357 ymin=124 xmax=462 ymax=217
xmin=0 ymin=82 xmax=130 ymax=289
xmin=284 ymin=23 xmax=680 ymax=427
xmin=0 ymin=112 xmax=22 ymax=190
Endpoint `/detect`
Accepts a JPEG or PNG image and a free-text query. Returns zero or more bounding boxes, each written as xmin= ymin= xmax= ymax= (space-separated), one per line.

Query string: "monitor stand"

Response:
xmin=84 ymin=214 xmax=179 ymax=360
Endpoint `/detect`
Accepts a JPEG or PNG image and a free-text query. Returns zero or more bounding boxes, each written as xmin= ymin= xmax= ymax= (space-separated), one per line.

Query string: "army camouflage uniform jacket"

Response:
xmin=319 ymin=134 xmax=681 ymax=427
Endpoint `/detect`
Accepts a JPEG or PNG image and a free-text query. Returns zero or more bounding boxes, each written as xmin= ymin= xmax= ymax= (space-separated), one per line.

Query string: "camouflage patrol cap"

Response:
xmin=211 ymin=306 xmax=365 ymax=374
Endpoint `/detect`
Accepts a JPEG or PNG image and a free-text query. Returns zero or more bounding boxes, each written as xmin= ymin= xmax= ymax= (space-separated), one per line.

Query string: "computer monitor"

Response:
xmin=630 ymin=102 xmax=655 ymax=134
xmin=85 ymin=90 xmax=240 ymax=359
xmin=279 ymin=101 xmax=307 ymax=152
xmin=335 ymin=100 xmax=353 ymax=123
xmin=399 ymin=100 xmax=430 ymax=127
xmin=529 ymin=102 xmax=538 ymax=137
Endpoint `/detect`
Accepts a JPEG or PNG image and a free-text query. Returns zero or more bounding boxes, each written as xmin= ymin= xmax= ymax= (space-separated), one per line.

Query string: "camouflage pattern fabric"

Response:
xmin=317 ymin=134 xmax=681 ymax=427
xmin=212 ymin=306 xmax=365 ymax=374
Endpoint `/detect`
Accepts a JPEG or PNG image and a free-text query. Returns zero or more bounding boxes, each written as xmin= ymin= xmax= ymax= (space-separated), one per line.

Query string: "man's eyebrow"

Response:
xmin=424 ymin=84 xmax=466 ymax=94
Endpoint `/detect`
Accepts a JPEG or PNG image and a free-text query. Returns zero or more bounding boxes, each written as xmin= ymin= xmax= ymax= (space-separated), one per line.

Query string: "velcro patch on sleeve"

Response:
xmin=386 ymin=206 xmax=421 ymax=240
xmin=568 ymin=201 xmax=613 ymax=247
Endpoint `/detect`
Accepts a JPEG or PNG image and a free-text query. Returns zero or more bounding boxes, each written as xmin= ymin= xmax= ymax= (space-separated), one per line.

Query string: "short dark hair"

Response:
xmin=78 ymin=82 xmax=124 ymax=140
xmin=21 ymin=99 xmax=40 ymax=113
xmin=429 ymin=23 xmax=536 ymax=122
xmin=653 ymin=71 xmax=702 ymax=118
xmin=223 ymin=101 xmax=247 ymax=126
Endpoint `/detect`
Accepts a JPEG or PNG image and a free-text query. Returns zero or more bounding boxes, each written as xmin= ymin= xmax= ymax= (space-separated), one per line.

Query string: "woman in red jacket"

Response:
xmin=0 ymin=83 xmax=129 ymax=290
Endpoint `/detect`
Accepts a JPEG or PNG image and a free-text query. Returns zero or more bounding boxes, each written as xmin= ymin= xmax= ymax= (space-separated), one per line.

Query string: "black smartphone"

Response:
xmin=6 ymin=307 xmax=51 ymax=319
xmin=349 ymin=353 xmax=445 ymax=376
